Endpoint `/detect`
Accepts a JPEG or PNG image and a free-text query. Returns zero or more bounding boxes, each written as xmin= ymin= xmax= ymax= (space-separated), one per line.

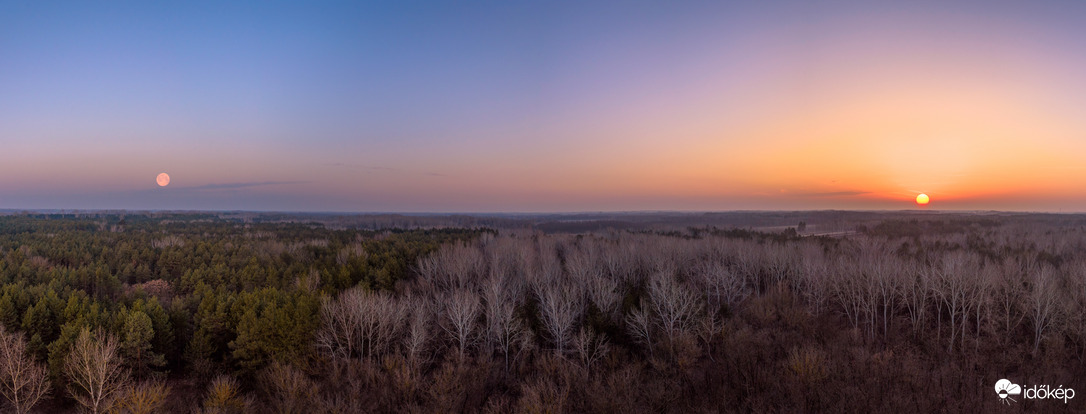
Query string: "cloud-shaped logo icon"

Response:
xmin=995 ymin=379 xmax=1022 ymax=404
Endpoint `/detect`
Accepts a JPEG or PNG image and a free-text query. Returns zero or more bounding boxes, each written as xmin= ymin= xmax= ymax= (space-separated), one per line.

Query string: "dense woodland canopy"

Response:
xmin=0 ymin=212 xmax=1083 ymax=412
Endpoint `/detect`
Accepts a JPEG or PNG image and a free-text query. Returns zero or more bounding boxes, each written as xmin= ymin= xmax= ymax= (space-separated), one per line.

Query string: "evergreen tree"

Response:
xmin=121 ymin=310 xmax=165 ymax=380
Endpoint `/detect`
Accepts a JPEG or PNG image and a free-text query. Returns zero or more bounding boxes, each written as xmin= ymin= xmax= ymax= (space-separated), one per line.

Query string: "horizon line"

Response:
xmin=1 ymin=208 xmax=1083 ymax=216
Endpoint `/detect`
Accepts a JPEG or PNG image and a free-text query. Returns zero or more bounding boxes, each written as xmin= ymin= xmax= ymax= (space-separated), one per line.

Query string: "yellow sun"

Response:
xmin=915 ymin=193 xmax=929 ymax=206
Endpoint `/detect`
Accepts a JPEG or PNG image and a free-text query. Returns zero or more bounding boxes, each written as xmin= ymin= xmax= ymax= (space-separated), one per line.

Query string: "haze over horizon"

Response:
xmin=3 ymin=1 xmax=1086 ymax=212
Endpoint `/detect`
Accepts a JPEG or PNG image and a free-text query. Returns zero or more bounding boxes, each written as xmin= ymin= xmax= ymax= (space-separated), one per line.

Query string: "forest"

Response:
xmin=0 ymin=212 xmax=1083 ymax=412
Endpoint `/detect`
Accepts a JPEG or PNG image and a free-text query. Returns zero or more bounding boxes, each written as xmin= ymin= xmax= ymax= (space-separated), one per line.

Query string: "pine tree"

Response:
xmin=121 ymin=310 xmax=165 ymax=380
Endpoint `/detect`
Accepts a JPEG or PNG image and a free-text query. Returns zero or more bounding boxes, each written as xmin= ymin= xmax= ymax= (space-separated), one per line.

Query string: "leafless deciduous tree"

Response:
xmin=529 ymin=242 xmax=565 ymax=287
xmin=0 ymin=327 xmax=50 ymax=414
xmin=198 ymin=375 xmax=252 ymax=414
xmin=966 ymin=262 xmax=993 ymax=351
xmin=564 ymin=243 xmax=601 ymax=282
xmin=932 ymin=251 xmax=979 ymax=352
xmin=535 ymin=283 xmax=581 ymax=357
xmin=316 ymin=288 xmax=405 ymax=360
xmin=828 ymin=256 xmax=864 ymax=331
xmin=992 ymin=260 xmax=1026 ymax=346
xmin=335 ymin=242 xmax=366 ymax=266
xmin=1028 ymin=265 xmax=1063 ymax=356
xmin=798 ymin=244 xmax=830 ymax=315
xmin=316 ymin=295 xmax=357 ymax=361
xmin=626 ymin=307 xmax=654 ymax=354
xmin=733 ymin=243 xmax=763 ymax=293
xmin=441 ymin=289 xmax=480 ymax=361
xmin=65 ymin=328 xmax=129 ymax=414
xmin=403 ymin=296 xmax=434 ymax=367
xmin=695 ymin=261 xmax=749 ymax=313
xmin=114 ymin=379 xmax=169 ymax=414
xmin=863 ymin=242 xmax=901 ymax=340
xmin=899 ymin=260 xmax=930 ymax=337
xmin=259 ymin=361 xmax=317 ymax=414
xmin=646 ymin=272 xmax=703 ymax=353
xmin=764 ymin=243 xmax=798 ymax=288
xmin=1062 ymin=259 xmax=1086 ymax=363
xmin=600 ymin=239 xmax=636 ymax=284
xmin=417 ymin=243 xmax=486 ymax=291
xmin=584 ymin=273 xmax=621 ymax=319
xmin=483 ymin=276 xmax=528 ymax=370
xmin=695 ymin=311 xmax=723 ymax=361
xmin=571 ymin=327 xmax=609 ymax=374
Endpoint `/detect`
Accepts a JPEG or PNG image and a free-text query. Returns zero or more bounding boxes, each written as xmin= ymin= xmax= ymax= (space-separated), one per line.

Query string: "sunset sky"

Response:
xmin=2 ymin=1 xmax=1085 ymax=212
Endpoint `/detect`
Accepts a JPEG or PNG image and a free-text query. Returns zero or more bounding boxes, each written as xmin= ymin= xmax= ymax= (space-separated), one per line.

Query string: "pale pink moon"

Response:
xmin=156 ymin=173 xmax=170 ymax=187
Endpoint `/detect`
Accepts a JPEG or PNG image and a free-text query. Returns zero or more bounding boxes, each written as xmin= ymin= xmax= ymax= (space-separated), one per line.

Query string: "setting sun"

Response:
xmin=916 ymin=193 xmax=930 ymax=206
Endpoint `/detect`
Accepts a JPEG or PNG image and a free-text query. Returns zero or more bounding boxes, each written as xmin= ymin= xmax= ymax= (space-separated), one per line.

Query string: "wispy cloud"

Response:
xmin=183 ymin=181 xmax=307 ymax=191
xmin=325 ymin=162 xmax=449 ymax=177
xmin=794 ymin=190 xmax=871 ymax=197
xmin=324 ymin=163 xmax=398 ymax=172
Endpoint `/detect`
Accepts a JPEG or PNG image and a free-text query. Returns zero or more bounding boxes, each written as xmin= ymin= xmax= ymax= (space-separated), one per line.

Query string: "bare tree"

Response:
xmin=0 ymin=327 xmax=50 ymax=414
xmin=1028 ymin=265 xmax=1064 ymax=356
xmin=65 ymin=328 xmax=129 ymax=414
xmin=417 ymin=243 xmax=486 ymax=291
xmin=695 ymin=311 xmax=723 ymax=362
xmin=992 ymin=260 xmax=1026 ymax=347
xmin=836 ymin=253 xmax=876 ymax=340
xmin=965 ymin=263 xmax=993 ymax=351
xmin=403 ymin=296 xmax=433 ymax=367
xmin=733 ymin=242 xmax=763 ymax=293
xmin=316 ymin=288 xmax=406 ymax=360
xmin=316 ymin=296 xmax=359 ymax=360
xmin=626 ymin=307 xmax=654 ymax=354
xmin=695 ymin=261 xmax=749 ymax=313
xmin=535 ymin=283 xmax=581 ymax=357
xmin=114 ymin=380 xmax=169 ymax=414
xmin=571 ymin=327 xmax=609 ymax=374
xmin=482 ymin=276 xmax=528 ymax=370
xmin=529 ymin=242 xmax=565 ymax=287
xmin=1065 ymin=259 xmax=1086 ymax=363
xmin=798 ymin=244 xmax=831 ymax=315
xmin=259 ymin=361 xmax=317 ymax=414
xmin=864 ymin=243 xmax=901 ymax=340
xmin=827 ymin=256 xmax=864 ymax=331
xmin=584 ymin=273 xmax=621 ymax=320
xmin=564 ymin=242 xmax=601 ymax=282
xmin=764 ymin=243 xmax=797 ymax=288
xmin=600 ymin=238 xmax=637 ymax=285
xmin=441 ymin=289 xmax=480 ymax=361
xmin=646 ymin=272 xmax=703 ymax=354
xmin=932 ymin=251 xmax=979 ymax=352
xmin=198 ymin=375 xmax=252 ymax=414
xmin=899 ymin=260 xmax=931 ymax=338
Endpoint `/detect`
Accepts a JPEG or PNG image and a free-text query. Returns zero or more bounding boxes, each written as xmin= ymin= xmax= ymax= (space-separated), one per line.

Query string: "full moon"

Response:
xmin=156 ymin=173 xmax=170 ymax=187
xmin=916 ymin=193 xmax=929 ymax=206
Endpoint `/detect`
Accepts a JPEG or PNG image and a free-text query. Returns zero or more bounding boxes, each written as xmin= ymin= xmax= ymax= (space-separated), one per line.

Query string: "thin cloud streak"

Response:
xmin=793 ymin=191 xmax=872 ymax=197
xmin=324 ymin=163 xmax=398 ymax=172
xmin=183 ymin=181 xmax=308 ymax=191
xmin=325 ymin=162 xmax=450 ymax=178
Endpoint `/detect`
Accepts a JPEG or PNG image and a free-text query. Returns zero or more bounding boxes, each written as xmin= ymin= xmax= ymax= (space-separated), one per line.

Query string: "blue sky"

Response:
xmin=2 ymin=1 xmax=1085 ymax=212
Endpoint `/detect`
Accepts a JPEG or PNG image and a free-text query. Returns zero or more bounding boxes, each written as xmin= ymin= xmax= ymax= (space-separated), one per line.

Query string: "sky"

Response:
xmin=2 ymin=0 xmax=1085 ymax=212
